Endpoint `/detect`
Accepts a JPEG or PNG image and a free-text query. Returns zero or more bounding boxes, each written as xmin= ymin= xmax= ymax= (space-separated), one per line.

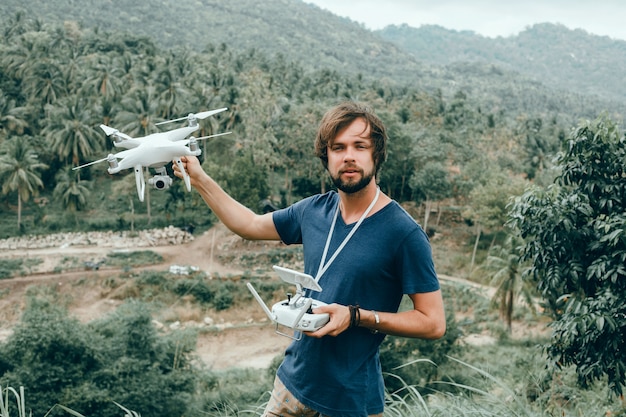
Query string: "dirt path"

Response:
xmin=0 ymin=225 xmax=291 ymax=370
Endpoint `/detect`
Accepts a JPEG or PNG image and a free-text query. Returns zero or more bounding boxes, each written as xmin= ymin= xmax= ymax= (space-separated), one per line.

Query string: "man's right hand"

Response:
xmin=173 ymin=155 xmax=205 ymax=187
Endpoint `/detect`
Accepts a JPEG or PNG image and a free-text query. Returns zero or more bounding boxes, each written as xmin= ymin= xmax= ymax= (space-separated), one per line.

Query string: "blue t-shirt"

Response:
xmin=272 ymin=191 xmax=440 ymax=417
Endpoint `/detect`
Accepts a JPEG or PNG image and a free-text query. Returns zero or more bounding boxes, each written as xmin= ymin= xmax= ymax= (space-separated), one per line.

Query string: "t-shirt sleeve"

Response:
xmin=400 ymin=227 xmax=441 ymax=294
xmin=272 ymin=200 xmax=305 ymax=245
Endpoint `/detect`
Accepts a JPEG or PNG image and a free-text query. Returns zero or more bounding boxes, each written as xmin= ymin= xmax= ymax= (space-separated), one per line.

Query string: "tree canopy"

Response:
xmin=510 ymin=115 xmax=626 ymax=395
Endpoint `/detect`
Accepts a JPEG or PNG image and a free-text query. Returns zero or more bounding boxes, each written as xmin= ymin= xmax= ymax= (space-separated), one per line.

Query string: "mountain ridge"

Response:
xmin=377 ymin=22 xmax=626 ymax=104
xmin=1 ymin=0 xmax=624 ymax=121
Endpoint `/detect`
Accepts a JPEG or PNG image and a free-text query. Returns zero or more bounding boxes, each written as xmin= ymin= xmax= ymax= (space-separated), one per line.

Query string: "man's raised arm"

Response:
xmin=173 ymin=156 xmax=281 ymax=241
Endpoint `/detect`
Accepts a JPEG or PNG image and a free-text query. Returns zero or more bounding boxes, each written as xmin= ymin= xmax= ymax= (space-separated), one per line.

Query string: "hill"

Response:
xmin=1 ymin=0 xmax=625 ymax=122
xmin=0 ymin=0 xmax=423 ymax=85
xmin=377 ymin=23 xmax=626 ymax=105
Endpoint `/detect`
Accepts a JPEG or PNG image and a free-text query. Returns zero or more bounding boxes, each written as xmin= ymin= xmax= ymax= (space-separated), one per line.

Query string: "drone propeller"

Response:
xmin=100 ymin=125 xmax=133 ymax=141
xmin=192 ymin=131 xmax=232 ymax=141
xmin=73 ymin=156 xmax=111 ymax=170
xmin=72 ymin=149 xmax=134 ymax=171
xmin=155 ymin=108 xmax=228 ymax=126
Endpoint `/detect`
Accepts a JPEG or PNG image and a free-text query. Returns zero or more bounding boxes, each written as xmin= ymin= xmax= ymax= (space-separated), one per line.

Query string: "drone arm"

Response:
xmin=100 ymin=125 xmax=134 ymax=141
xmin=189 ymin=131 xmax=232 ymax=142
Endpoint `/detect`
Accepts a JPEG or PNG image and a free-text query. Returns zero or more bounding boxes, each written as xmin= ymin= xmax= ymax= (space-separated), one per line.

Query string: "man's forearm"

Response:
xmin=193 ymin=172 xmax=280 ymax=241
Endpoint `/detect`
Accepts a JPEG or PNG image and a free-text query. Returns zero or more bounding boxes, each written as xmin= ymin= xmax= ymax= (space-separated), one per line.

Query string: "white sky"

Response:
xmin=305 ymin=0 xmax=626 ymax=41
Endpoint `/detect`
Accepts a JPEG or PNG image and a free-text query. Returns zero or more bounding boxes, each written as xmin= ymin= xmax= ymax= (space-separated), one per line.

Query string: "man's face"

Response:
xmin=327 ymin=118 xmax=375 ymax=194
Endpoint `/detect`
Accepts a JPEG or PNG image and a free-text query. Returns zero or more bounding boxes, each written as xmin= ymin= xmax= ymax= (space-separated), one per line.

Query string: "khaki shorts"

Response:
xmin=262 ymin=376 xmax=382 ymax=417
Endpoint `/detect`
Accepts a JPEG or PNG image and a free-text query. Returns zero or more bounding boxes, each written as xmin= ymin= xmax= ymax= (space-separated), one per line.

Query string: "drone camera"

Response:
xmin=148 ymin=175 xmax=173 ymax=190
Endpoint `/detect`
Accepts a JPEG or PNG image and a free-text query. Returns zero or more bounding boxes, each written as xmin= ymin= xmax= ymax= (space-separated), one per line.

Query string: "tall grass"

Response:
xmin=42 ymin=401 xmax=141 ymax=417
xmin=0 ymin=385 xmax=27 ymax=417
xmin=382 ymin=355 xmax=624 ymax=417
xmin=2 ymin=357 xmax=624 ymax=417
xmin=428 ymin=356 xmax=537 ymax=416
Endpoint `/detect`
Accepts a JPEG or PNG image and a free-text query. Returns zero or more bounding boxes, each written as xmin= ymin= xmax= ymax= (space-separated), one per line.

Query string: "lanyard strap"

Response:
xmin=315 ymin=187 xmax=380 ymax=283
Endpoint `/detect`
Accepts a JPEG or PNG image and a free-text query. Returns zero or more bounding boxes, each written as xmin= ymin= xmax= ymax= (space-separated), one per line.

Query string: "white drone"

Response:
xmin=74 ymin=108 xmax=231 ymax=202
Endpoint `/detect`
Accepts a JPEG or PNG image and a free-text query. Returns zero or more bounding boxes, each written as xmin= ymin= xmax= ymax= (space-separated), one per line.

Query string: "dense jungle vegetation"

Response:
xmin=1 ymin=7 xmax=622 ymax=236
xmin=0 ymin=0 xmax=625 ymax=416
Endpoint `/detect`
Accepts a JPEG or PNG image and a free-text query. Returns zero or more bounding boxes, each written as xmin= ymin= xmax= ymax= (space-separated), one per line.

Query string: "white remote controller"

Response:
xmin=271 ymin=297 xmax=329 ymax=331
xmin=247 ymin=266 xmax=330 ymax=339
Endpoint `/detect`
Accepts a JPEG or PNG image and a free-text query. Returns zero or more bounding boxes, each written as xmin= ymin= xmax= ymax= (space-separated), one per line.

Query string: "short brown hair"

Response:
xmin=314 ymin=101 xmax=388 ymax=175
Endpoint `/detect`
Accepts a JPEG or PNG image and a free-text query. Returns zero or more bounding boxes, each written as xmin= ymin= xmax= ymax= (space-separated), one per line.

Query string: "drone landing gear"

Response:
xmin=134 ymin=164 xmax=145 ymax=202
xmin=174 ymin=158 xmax=192 ymax=192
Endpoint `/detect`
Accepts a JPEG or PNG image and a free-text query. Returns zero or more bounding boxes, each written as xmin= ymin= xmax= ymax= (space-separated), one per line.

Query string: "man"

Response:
xmin=173 ymin=101 xmax=446 ymax=417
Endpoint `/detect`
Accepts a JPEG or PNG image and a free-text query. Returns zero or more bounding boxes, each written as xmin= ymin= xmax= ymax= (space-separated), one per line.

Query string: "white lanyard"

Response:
xmin=314 ymin=187 xmax=380 ymax=283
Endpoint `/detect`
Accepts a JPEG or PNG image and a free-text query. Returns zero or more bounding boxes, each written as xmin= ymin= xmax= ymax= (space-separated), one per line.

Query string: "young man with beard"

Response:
xmin=173 ymin=101 xmax=446 ymax=417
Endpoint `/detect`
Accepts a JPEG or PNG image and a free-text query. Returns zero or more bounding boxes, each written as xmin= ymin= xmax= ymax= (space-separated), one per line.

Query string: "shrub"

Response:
xmin=380 ymin=304 xmax=461 ymax=393
xmin=0 ymin=298 xmax=197 ymax=417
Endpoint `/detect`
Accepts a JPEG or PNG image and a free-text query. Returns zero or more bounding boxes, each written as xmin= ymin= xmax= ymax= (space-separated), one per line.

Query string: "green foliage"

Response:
xmin=510 ymin=115 xmax=626 ymax=395
xmin=466 ymin=169 xmax=529 ymax=233
xmin=0 ymin=299 xmax=102 ymax=415
xmin=0 ymin=4 xmax=619 ymax=240
xmin=170 ymin=277 xmax=216 ymax=304
xmin=192 ymin=369 xmax=272 ymax=415
xmin=381 ymin=305 xmax=461 ymax=393
xmin=205 ymin=151 xmax=270 ymax=214
xmin=0 ymin=385 xmax=27 ymax=417
xmin=0 ymin=299 xmax=197 ymax=417
xmin=409 ymin=161 xmax=452 ymax=203
xmin=53 ymin=166 xmax=92 ymax=214
xmin=106 ymin=250 xmax=163 ymax=268
xmin=0 ymin=258 xmax=37 ymax=279
xmin=0 ymin=137 xmax=48 ymax=230
xmin=484 ymin=233 xmax=536 ymax=331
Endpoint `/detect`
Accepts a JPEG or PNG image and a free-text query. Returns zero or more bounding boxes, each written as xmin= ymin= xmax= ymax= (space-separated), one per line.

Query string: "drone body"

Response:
xmin=74 ymin=108 xmax=230 ymax=202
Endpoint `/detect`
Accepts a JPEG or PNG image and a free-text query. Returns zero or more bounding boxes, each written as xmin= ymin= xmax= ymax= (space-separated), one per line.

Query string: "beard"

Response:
xmin=330 ymin=166 xmax=375 ymax=194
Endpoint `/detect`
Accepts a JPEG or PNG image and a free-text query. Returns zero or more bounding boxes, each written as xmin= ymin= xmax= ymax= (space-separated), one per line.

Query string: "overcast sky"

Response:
xmin=305 ymin=0 xmax=626 ymax=41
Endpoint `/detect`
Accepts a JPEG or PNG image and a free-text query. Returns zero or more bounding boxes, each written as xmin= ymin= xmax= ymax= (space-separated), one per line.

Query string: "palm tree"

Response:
xmin=42 ymin=96 xmax=102 ymax=171
xmin=2 ymin=12 xmax=32 ymax=41
xmin=23 ymin=59 xmax=67 ymax=107
xmin=484 ymin=233 xmax=535 ymax=332
xmin=82 ymin=54 xmax=124 ymax=99
xmin=116 ymin=85 xmax=160 ymax=136
xmin=0 ymin=91 xmax=29 ymax=136
xmin=154 ymin=55 xmax=191 ymax=120
xmin=53 ymin=165 xmax=91 ymax=223
xmin=0 ymin=137 xmax=48 ymax=229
